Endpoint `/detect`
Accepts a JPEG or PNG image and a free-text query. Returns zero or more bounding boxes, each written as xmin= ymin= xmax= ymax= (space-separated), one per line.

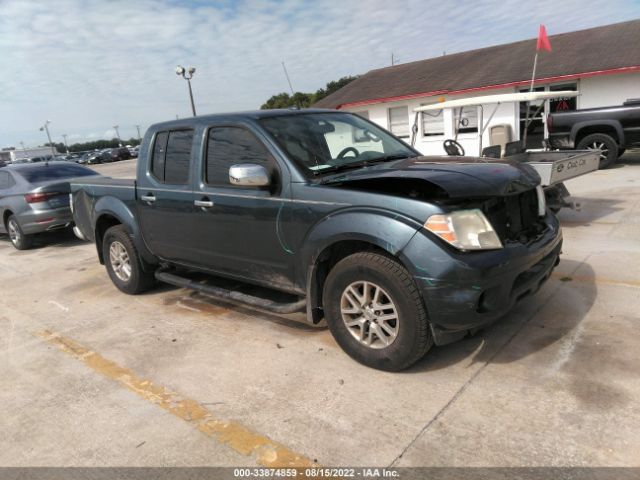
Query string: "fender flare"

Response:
xmin=571 ymin=120 xmax=625 ymax=146
xmin=93 ymin=197 xmax=156 ymax=266
xmin=298 ymin=209 xmax=422 ymax=323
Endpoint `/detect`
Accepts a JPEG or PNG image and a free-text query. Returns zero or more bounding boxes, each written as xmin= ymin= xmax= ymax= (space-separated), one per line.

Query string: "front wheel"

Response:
xmin=102 ymin=225 xmax=155 ymax=294
xmin=323 ymin=252 xmax=433 ymax=371
xmin=7 ymin=215 xmax=33 ymax=250
xmin=577 ymin=133 xmax=619 ymax=169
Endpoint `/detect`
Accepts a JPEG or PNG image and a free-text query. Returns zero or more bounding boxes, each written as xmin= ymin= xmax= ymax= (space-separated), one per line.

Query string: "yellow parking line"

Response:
xmin=37 ymin=330 xmax=315 ymax=468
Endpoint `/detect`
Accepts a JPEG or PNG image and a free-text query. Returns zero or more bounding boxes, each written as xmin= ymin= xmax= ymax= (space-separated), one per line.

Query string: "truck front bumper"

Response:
xmin=401 ymin=212 xmax=562 ymax=345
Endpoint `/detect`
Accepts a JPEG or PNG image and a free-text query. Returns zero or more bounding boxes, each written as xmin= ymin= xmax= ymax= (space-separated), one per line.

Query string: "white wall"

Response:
xmin=346 ymin=87 xmax=517 ymax=156
xmin=578 ymin=72 xmax=640 ymax=109
xmin=344 ymin=71 xmax=640 ymax=157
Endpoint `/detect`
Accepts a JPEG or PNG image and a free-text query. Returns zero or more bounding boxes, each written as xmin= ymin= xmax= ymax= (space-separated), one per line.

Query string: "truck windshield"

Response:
xmin=259 ymin=112 xmax=417 ymax=175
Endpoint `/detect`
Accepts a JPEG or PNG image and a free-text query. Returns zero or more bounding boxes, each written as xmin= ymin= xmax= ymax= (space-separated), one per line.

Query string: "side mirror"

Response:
xmin=229 ymin=164 xmax=270 ymax=187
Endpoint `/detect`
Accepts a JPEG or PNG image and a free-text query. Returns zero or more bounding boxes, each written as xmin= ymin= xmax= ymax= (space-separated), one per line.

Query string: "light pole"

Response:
xmin=62 ymin=134 xmax=69 ymax=154
xmin=113 ymin=125 xmax=122 ymax=146
xmin=135 ymin=125 xmax=142 ymax=143
xmin=39 ymin=120 xmax=56 ymax=159
xmin=20 ymin=141 xmax=25 ymax=151
xmin=175 ymin=65 xmax=197 ymax=116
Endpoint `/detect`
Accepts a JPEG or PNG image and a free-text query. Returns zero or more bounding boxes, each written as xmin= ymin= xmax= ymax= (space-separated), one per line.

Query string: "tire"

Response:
xmin=577 ymin=133 xmax=619 ymax=169
xmin=322 ymin=252 xmax=433 ymax=371
xmin=102 ymin=225 xmax=155 ymax=294
xmin=618 ymin=148 xmax=626 ymax=158
xmin=6 ymin=215 xmax=33 ymax=250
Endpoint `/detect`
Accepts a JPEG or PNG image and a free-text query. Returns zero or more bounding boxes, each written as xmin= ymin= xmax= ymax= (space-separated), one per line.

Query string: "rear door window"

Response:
xmin=150 ymin=130 xmax=193 ymax=184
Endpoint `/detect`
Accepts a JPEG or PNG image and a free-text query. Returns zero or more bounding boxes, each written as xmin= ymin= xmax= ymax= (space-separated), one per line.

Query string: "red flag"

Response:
xmin=537 ymin=24 xmax=552 ymax=52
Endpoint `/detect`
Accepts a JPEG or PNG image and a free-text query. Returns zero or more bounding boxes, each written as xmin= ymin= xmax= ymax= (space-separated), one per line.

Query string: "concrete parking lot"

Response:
xmin=1 ymin=154 xmax=639 ymax=467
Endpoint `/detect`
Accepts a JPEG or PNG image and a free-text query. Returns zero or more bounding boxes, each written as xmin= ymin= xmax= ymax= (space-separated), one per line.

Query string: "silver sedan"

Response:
xmin=0 ymin=161 xmax=99 ymax=249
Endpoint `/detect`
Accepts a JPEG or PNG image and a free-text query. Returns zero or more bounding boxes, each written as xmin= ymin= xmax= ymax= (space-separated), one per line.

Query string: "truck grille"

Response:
xmin=482 ymin=189 xmax=547 ymax=244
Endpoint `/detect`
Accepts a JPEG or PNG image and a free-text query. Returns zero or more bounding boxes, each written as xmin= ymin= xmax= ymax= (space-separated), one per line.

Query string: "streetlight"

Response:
xmin=135 ymin=125 xmax=142 ymax=143
xmin=113 ymin=125 xmax=122 ymax=146
xmin=62 ymin=134 xmax=69 ymax=154
xmin=20 ymin=141 xmax=25 ymax=151
xmin=175 ymin=65 xmax=197 ymax=116
xmin=39 ymin=120 xmax=56 ymax=159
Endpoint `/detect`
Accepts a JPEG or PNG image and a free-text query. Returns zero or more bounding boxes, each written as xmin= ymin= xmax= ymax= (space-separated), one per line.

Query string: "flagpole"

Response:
xmin=523 ymin=51 xmax=539 ymax=147
xmin=529 ymin=51 xmax=539 ymax=92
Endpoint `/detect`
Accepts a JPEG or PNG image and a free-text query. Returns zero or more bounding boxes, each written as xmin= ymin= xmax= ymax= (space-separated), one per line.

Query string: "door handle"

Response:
xmin=141 ymin=194 xmax=156 ymax=202
xmin=194 ymin=199 xmax=214 ymax=208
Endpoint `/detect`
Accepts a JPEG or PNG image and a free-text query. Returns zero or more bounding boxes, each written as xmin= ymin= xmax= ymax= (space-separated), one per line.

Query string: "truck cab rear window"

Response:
xmin=151 ymin=130 xmax=193 ymax=184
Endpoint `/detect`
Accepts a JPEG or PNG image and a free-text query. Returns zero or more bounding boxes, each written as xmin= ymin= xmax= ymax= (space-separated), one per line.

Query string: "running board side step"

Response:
xmin=155 ymin=270 xmax=307 ymax=314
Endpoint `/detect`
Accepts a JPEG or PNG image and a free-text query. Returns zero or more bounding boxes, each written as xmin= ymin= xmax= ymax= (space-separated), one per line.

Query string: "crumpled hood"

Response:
xmin=320 ymin=156 xmax=541 ymax=198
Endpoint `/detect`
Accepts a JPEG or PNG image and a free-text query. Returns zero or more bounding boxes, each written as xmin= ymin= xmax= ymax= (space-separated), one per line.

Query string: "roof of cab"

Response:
xmin=148 ymin=108 xmax=342 ymax=131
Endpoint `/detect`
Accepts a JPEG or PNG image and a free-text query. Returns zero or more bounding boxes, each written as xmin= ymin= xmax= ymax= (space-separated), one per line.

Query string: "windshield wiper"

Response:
xmin=312 ymin=154 xmax=413 ymax=176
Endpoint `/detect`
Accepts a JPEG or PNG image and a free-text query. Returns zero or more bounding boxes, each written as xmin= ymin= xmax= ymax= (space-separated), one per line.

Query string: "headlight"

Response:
xmin=425 ymin=209 xmax=502 ymax=250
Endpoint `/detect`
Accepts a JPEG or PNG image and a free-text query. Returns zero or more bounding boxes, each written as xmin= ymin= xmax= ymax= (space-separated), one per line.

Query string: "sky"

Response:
xmin=1 ymin=0 xmax=639 ymax=149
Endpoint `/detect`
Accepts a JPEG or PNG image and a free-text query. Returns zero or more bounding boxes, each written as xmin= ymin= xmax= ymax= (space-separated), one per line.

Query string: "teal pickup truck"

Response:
xmin=70 ymin=109 xmax=562 ymax=371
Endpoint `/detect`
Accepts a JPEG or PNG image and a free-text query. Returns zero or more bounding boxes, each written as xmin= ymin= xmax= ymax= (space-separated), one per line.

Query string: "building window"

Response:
xmin=549 ymin=83 xmax=577 ymax=112
xmin=457 ymin=107 xmax=478 ymax=134
xmin=206 ymin=126 xmax=274 ymax=186
xmin=422 ymin=110 xmax=444 ymax=136
xmin=388 ymin=106 xmax=410 ymax=138
xmin=519 ymin=86 xmax=545 ymax=149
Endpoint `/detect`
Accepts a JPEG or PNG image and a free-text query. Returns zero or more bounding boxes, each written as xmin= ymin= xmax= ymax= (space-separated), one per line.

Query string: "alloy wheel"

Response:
xmin=109 ymin=240 xmax=132 ymax=282
xmin=587 ymin=141 xmax=609 ymax=161
xmin=340 ymin=281 xmax=399 ymax=349
xmin=8 ymin=219 xmax=21 ymax=245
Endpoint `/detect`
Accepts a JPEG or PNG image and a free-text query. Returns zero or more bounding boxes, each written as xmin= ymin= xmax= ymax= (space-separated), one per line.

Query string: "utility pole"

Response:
xmin=281 ymin=62 xmax=295 ymax=96
xmin=62 ymin=134 xmax=69 ymax=153
xmin=39 ymin=120 xmax=56 ymax=159
xmin=113 ymin=125 xmax=122 ymax=146
xmin=135 ymin=125 xmax=142 ymax=143
xmin=391 ymin=52 xmax=396 ymax=66
xmin=20 ymin=141 xmax=25 ymax=151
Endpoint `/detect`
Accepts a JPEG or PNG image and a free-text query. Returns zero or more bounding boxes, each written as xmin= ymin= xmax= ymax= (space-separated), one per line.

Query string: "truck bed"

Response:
xmin=70 ymin=176 xmax=137 ymax=242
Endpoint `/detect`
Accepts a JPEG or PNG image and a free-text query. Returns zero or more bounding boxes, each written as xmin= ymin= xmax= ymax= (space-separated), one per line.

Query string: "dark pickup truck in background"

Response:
xmin=548 ymin=98 xmax=640 ymax=168
xmin=71 ymin=109 xmax=562 ymax=371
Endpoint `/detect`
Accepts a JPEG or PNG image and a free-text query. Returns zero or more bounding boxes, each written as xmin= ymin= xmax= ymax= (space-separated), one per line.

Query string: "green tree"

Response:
xmin=260 ymin=75 xmax=358 ymax=109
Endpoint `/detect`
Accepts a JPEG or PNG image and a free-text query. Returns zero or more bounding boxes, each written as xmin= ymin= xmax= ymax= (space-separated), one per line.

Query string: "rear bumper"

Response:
xmin=402 ymin=213 xmax=562 ymax=345
xmin=20 ymin=207 xmax=73 ymax=235
xmin=547 ymin=134 xmax=574 ymax=149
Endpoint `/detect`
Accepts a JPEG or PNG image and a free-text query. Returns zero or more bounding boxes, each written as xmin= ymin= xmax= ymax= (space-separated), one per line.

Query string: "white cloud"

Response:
xmin=1 ymin=0 xmax=638 ymax=147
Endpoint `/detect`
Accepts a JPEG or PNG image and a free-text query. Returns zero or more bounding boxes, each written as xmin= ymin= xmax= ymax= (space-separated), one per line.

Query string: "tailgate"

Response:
xmin=515 ymin=150 xmax=600 ymax=186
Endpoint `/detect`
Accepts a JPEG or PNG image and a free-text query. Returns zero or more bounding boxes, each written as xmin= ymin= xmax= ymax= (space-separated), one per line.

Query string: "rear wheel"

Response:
xmin=322 ymin=252 xmax=433 ymax=371
xmin=577 ymin=133 xmax=618 ymax=169
xmin=7 ymin=215 xmax=33 ymax=250
xmin=103 ymin=225 xmax=155 ymax=294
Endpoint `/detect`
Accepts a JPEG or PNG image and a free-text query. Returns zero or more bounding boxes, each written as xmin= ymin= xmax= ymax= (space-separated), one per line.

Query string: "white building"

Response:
xmin=315 ymin=20 xmax=640 ymax=156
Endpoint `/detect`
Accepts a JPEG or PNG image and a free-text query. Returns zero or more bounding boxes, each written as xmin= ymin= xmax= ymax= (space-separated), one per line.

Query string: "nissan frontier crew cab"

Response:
xmin=71 ymin=109 xmax=562 ymax=371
